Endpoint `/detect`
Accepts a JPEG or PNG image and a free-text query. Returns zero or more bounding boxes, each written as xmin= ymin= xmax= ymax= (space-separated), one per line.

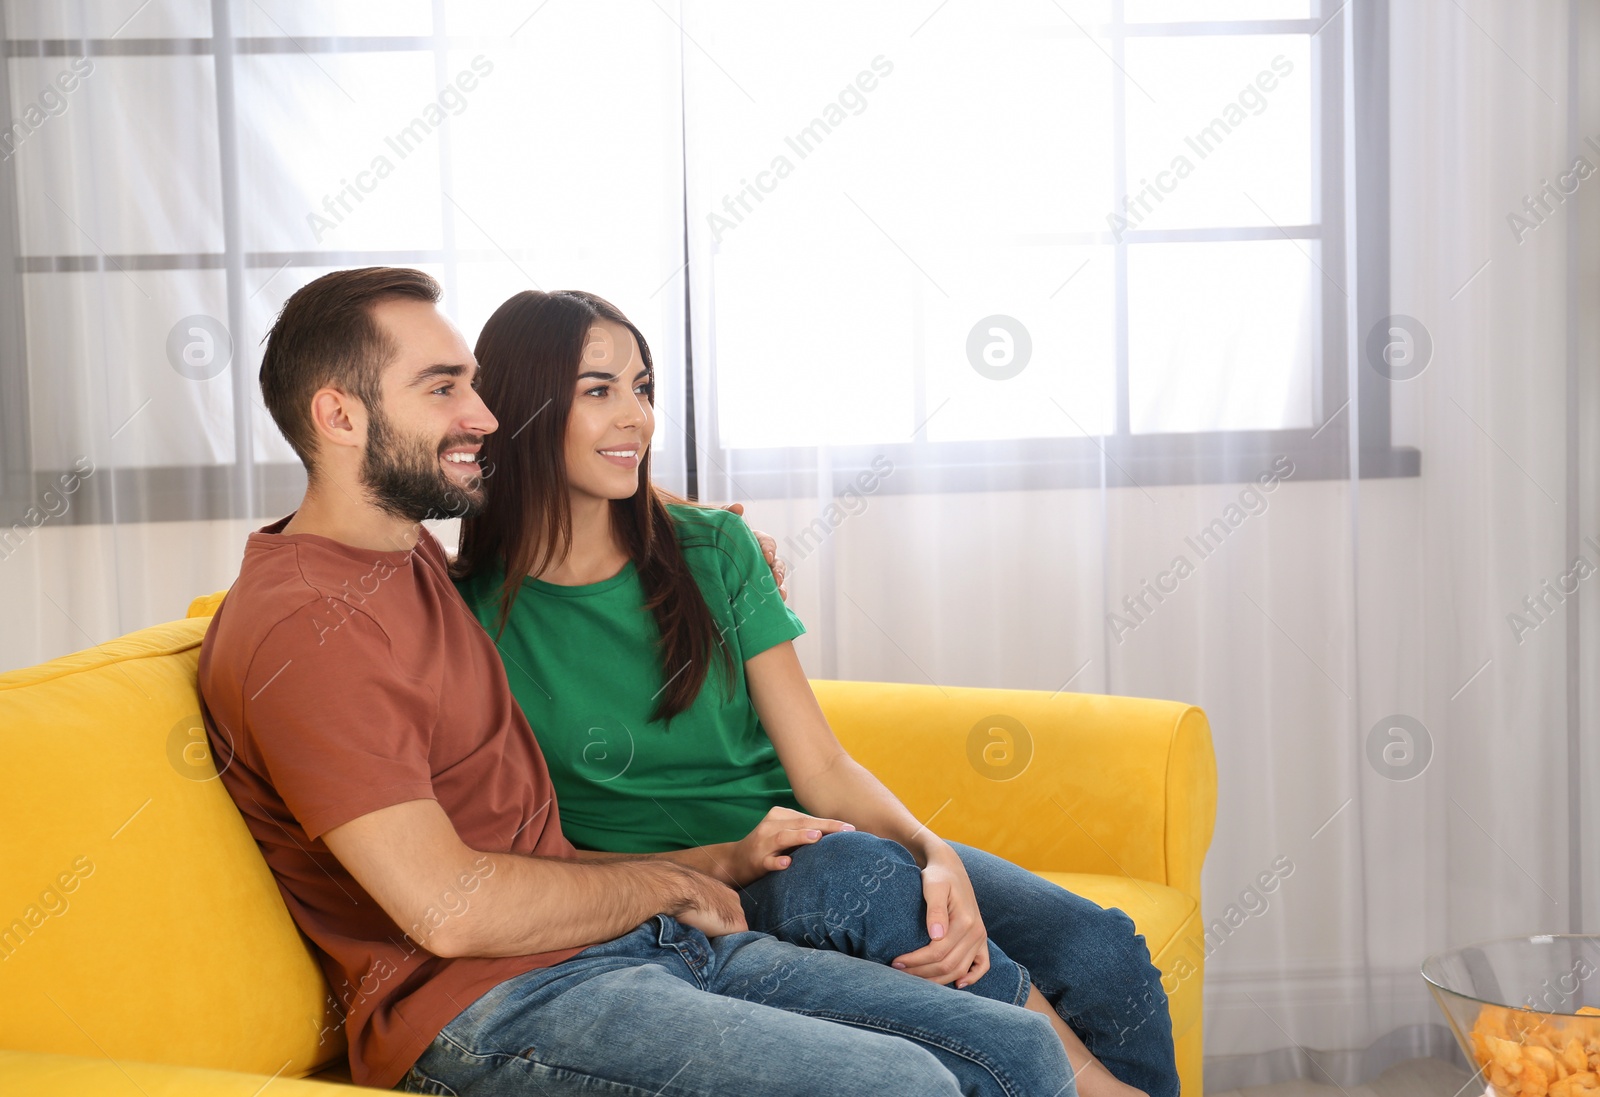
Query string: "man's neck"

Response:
xmin=282 ymin=479 xmax=422 ymax=553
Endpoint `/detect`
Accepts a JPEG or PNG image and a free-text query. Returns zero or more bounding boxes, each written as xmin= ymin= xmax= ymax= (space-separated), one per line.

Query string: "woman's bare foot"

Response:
xmin=1024 ymin=984 xmax=1149 ymax=1097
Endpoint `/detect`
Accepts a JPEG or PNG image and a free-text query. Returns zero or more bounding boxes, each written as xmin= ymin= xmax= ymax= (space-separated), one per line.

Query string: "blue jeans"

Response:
xmin=739 ymin=832 xmax=1179 ymax=1097
xmin=395 ymin=915 xmax=1074 ymax=1097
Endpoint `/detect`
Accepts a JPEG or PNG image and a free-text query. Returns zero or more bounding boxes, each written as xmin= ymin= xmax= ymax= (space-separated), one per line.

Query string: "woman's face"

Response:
xmin=564 ymin=319 xmax=654 ymax=504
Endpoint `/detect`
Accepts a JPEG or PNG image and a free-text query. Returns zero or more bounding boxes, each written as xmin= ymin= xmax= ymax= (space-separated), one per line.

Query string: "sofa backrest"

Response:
xmin=0 ymin=606 xmax=345 ymax=1078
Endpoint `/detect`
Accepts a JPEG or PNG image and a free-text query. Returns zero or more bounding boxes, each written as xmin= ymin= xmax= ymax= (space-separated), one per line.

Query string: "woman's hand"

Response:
xmin=892 ymin=843 xmax=990 ymax=988
xmin=726 ymin=806 xmax=854 ymax=886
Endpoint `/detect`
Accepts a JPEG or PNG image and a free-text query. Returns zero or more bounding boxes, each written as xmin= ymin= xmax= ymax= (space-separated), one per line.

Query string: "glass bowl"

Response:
xmin=1423 ymin=935 xmax=1600 ymax=1097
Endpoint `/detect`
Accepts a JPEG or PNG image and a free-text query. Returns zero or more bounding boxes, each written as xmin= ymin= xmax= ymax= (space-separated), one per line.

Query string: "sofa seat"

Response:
xmin=0 ymin=1048 xmax=373 ymax=1095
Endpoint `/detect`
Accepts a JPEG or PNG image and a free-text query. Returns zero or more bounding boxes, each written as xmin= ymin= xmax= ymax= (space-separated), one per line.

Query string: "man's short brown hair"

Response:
xmin=259 ymin=266 xmax=442 ymax=469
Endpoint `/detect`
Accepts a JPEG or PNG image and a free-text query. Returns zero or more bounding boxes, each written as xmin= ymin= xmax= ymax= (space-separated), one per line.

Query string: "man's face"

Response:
xmin=360 ymin=298 xmax=498 ymax=523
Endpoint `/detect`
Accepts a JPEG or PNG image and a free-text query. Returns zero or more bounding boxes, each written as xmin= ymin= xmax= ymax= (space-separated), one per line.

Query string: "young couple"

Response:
xmin=198 ymin=266 xmax=1177 ymax=1097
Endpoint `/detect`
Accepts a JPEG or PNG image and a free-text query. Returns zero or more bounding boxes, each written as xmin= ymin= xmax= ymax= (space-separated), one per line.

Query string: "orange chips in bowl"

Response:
xmin=1472 ymin=1005 xmax=1600 ymax=1097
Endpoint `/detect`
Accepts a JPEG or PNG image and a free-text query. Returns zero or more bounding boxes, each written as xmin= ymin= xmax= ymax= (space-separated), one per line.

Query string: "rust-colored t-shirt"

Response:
xmin=198 ymin=515 xmax=582 ymax=1090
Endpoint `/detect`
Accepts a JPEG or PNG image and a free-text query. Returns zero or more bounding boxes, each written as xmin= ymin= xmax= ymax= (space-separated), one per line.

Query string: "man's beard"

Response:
xmin=360 ymin=406 xmax=487 ymax=523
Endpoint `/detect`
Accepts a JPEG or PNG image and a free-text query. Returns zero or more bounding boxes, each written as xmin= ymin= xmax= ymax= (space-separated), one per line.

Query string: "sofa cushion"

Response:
xmin=0 ymin=616 xmax=344 ymax=1079
xmin=187 ymin=591 xmax=227 ymax=619
xmin=0 ymin=1048 xmax=374 ymax=1095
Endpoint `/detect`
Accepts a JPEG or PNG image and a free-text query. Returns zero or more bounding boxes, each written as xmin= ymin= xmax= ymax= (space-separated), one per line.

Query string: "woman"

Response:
xmin=453 ymin=290 xmax=1176 ymax=1097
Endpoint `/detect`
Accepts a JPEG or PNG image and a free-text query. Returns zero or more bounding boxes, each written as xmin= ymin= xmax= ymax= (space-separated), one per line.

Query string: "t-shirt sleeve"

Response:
xmin=242 ymin=608 xmax=439 ymax=842
xmin=710 ymin=511 xmax=807 ymax=660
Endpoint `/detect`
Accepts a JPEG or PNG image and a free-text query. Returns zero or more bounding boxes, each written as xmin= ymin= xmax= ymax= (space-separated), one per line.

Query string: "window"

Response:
xmin=0 ymin=1 xmax=1414 ymax=528
xmin=683 ymin=0 xmax=1417 ymax=495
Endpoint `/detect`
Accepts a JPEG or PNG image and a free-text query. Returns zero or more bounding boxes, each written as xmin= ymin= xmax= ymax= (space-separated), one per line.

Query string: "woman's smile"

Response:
xmin=597 ymin=443 xmax=643 ymax=470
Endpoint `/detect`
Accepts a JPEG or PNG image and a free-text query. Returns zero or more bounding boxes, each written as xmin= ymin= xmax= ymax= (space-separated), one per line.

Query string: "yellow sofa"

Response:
xmin=0 ymin=595 xmax=1216 ymax=1095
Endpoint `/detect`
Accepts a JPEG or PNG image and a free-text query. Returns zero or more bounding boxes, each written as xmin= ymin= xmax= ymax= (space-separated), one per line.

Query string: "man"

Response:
xmin=199 ymin=267 xmax=1075 ymax=1096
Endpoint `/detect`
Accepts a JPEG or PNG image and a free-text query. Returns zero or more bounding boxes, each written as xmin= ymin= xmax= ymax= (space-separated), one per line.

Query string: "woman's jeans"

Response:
xmin=395 ymin=915 xmax=1074 ymax=1097
xmin=739 ymin=832 xmax=1180 ymax=1097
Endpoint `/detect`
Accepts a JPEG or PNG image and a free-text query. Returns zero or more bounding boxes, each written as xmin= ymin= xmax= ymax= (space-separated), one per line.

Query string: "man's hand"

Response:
xmin=664 ymin=862 xmax=750 ymax=937
xmin=891 ymin=844 xmax=990 ymax=988
xmin=720 ymin=502 xmax=789 ymax=602
xmin=725 ymin=806 xmax=854 ymax=886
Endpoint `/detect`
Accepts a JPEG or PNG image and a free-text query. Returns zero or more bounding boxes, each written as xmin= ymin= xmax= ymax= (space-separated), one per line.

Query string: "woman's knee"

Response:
xmin=765 ymin=831 xmax=928 ymax=953
xmin=783 ymin=830 xmax=922 ymax=895
xmin=796 ymin=829 xmax=915 ymax=866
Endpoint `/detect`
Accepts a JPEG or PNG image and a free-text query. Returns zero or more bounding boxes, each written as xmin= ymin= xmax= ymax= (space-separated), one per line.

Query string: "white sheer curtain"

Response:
xmin=0 ymin=1 xmax=692 ymax=673
xmin=683 ymin=0 xmax=1599 ymax=1087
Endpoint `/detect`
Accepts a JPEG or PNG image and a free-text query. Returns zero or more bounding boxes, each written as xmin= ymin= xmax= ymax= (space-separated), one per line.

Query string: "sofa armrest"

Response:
xmin=811 ymin=680 xmax=1217 ymax=906
xmin=0 ymin=1048 xmax=380 ymax=1094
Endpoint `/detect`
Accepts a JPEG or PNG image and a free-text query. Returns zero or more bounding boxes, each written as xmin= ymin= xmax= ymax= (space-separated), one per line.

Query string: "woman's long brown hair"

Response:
xmin=453 ymin=290 xmax=732 ymax=723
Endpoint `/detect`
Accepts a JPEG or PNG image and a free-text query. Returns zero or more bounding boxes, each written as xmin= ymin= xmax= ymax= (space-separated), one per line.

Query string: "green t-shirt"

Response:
xmin=455 ymin=504 xmax=807 ymax=853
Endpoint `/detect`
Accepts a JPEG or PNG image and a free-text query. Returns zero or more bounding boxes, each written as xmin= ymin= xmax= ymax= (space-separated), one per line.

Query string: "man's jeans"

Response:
xmin=740 ymin=832 xmax=1180 ymax=1097
xmin=395 ymin=915 xmax=1073 ymax=1097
